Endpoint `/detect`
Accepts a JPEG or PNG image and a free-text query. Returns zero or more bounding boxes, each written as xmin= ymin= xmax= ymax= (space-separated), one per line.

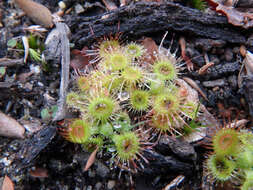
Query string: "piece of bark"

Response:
xmin=242 ymin=76 xmax=253 ymax=117
xmin=0 ymin=111 xmax=25 ymax=139
xmin=53 ymin=23 xmax=70 ymax=121
xmin=236 ymin=0 xmax=253 ymax=8
xmin=15 ymin=126 xmax=56 ymax=166
xmin=0 ymin=58 xmax=23 ymax=67
xmin=156 ymin=136 xmax=197 ymax=162
xmin=67 ymin=2 xmax=246 ymax=48
xmin=142 ymin=149 xmax=193 ymax=176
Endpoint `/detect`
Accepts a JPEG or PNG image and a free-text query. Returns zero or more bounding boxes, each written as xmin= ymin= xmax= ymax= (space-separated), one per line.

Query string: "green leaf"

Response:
xmin=50 ymin=105 xmax=58 ymax=118
xmin=7 ymin=39 xmax=17 ymax=48
xmin=41 ymin=108 xmax=50 ymax=120
xmin=29 ymin=48 xmax=42 ymax=62
xmin=0 ymin=67 xmax=6 ymax=77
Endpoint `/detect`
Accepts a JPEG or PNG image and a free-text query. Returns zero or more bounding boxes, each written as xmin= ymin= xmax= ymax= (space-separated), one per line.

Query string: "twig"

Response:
xmin=53 ymin=23 xmax=70 ymax=121
xmin=0 ymin=58 xmax=24 ymax=67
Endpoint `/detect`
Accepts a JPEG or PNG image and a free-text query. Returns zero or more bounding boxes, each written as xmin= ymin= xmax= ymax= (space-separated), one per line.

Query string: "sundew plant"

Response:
xmin=62 ymin=37 xmax=200 ymax=173
xmin=205 ymin=127 xmax=253 ymax=190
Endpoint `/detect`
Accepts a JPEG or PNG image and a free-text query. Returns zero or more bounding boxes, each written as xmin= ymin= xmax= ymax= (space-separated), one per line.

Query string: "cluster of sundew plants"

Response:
xmin=205 ymin=126 xmax=253 ymax=190
xmin=63 ymin=37 xmax=200 ymax=173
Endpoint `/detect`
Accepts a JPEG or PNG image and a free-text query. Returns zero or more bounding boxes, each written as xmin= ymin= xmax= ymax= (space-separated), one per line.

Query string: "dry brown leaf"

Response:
xmin=70 ymin=47 xmax=90 ymax=70
xmin=179 ymin=37 xmax=194 ymax=71
xmin=0 ymin=111 xmax=25 ymax=138
xmin=102 ymin=0 xmax=117 ymax=10
xmin=14 ymin=0 xmax=53 ymax=28
xmin=83 ymin=147 xmax=99 ymax=171
xmin=142 ymin=37 xmax=158 ymax=64
xmin=182 ymin=77 xmax=208 ymax=101
xmin=30 ymin=167 xmax=48 ymax=178
xmin=206 ymin=0 xmax=253 ymax=28
xmin=2 ymin=176 xmax=14 ymax=190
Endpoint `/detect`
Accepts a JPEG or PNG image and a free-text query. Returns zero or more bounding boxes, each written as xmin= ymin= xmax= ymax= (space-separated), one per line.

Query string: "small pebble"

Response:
xmin=107 ymin=180 xmax=116 ymax=190
xmin=202 ymin=79 xmax=226 ymax=88
xmin=227 ymin=75 xmax=237 ymax=89
xmin=88 ymin=170 xmax=96 ymax=178
xmin=95 ymin=182 xmax=102 ymax=190
xmin=58 ymin=1 xmax=66 ymax=10
xmin=75 ymin=4 xmax=85 ymax=14
xmin=224 ymin=48 xmax=233 ymax=62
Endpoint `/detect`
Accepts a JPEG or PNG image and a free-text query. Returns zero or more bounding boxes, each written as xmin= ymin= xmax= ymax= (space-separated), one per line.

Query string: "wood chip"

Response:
xmin=53 ymin=23 xmax=70 ymax=121
xmin=30 ymin=167 xmax=48 ymax=178
xmin=2 ymin=176 xmax=14 ymax=190
xmin=0 ymin=111 xmax=25 ymax=138
xmin=14 ymin=0 xmax=53 ymax=28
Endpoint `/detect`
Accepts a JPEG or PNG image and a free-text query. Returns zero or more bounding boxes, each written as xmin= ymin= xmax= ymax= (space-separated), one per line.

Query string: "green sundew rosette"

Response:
xmin=99 ymin=40 xmax=120 ymax=58
xmin=153 ymin=59 xmax=177 ymax=81
xmin=82 ymin=137 xmax=104 ymax=152
xmin=241 ymin=170 xmax=253 ymax=190
xmin=109 ymin=52 xmax=129 ymax=71
xmin=236 ymin=148 xmax=253 ymax=169
xmin=149 ymin=80 xmax=166 ymax=96
xmin=152 ymin=115 xmax=170 ymax=132
xmin=121 ymin=66 xmax=143 ymax=86
xmin=212 ymin=128 xmax=240 ymax=157
xmin=88 ymin=96 xmax=115 ymax=122
xmin=77 ymin=76 xmax=90 ymax=92
xmin=99 ymin=122 xmax=114 ymax=137
xmin=66 ymin=92 xmax=80 ymax=107
xmin=207 ymin=154 xmax=236 ymax=181
xmin=125 ymin=43 xmax=144 ymax=59
xmin=113 ymin=132 xmax=140 ymax=161
xmin=130 ymin=90 xmax=150 ymax=111
xmin=181 ymin=101 xmax=199 ymax=119
xmin=68 ymin=119 xmax=91 ymax=144
xmin=153 ymin=93 xmax=180 ymax=116
xmin=239 ymin=131 xmax=253 ymax=150
xmin=102 ymin=74 xmax=123 ymax=92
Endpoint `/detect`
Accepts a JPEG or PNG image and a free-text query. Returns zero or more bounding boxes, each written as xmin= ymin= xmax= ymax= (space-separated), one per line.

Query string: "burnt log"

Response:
xmin=67 ymin=1 xmax=246 ymax=48
xmin=142 ymin=149 xmax=193 ymax=176
xmin=14 ymin=126 xmax=56 ymax=167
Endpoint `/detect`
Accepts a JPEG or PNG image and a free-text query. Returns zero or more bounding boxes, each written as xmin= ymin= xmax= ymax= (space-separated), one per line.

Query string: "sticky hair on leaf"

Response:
xmin=61 ymin=119 xmax=91 ymax=144
xmin=99 ymin=122 xmax=114 ymax=137
xmin=99 ymin=39 xmax=120 ymax=58
xmin=241 ymin=170 xmax=253 ymax=190
xmin=66 ymin=92 xmax=80 ymax=107
xmin=125 ymin=43 xmax=145 ymax=59
xmin=113 ymin=132 xmax=140 ymax=161
xmin=87 ymin=95 xmax=116 ymax=123
xmin=239 ymin=131 xmax=253 ymax=150
xmin=149 ymin=80 xmax=166 ymax=95
xmin=121 ymin=66 xmax=144 ymax=87
xmin=153 ymin=58 xmax=178 ymax=81
xmin=152 ymin=115 xmax=171 ymax=132
xmin=129 ymin=90 xmax=150 ymax=112
xmin=236 ymin=149 xmax=253 ymax=169
xmin=206 ymin=154 xmax=236 ymax=181
xmin=212 ymin=128 xmax=240 ymax=157
xmin=82 ymin=137 xmax=104 ymax=152
xmin=153 ymin=93 xmax=180 ymax=116
xmin=181 ymin=101 xmax=199 ymax=119
xmin=107 ymin=52 xmax=129 ymax=71
xmin=102 ymin=74 xmax=123 ymax=92
xmin=77 ymin=76 xmax=91 ymax=92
